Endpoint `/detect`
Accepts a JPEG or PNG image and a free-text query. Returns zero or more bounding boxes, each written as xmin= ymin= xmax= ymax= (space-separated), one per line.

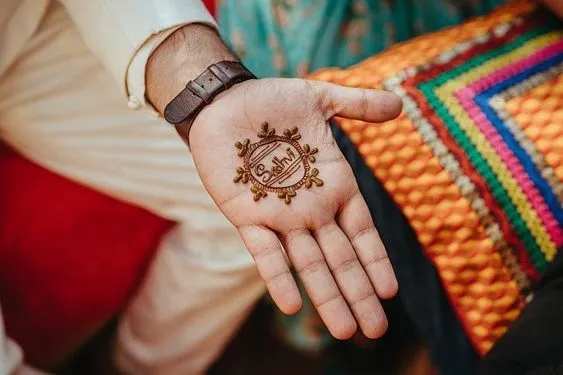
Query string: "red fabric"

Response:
xmin=203 ymin=0 xmax=216 ymax=16
xmin=0 ymin=144 xmax=173 ymax=367
xmin=0 ymin=1 xmax=213 ymax=368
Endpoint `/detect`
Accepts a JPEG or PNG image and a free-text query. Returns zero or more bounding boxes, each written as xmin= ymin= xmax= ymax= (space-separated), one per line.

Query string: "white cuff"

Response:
xmin=125 ymin=25 xmax=184 ymax=116
xmin=1 ymin=306 xmax=22 ymax=375
xmin=125 ymin=16 xmax=219 ymax=115
xmin=61 ymin=0 xmax=218 ymax=114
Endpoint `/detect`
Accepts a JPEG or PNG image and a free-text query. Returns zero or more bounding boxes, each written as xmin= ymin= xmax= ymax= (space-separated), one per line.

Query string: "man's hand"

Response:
xmin=147 ymin=24 xmax=402 ymax=340
xmin=190 ymin=78 xmax=401 ymax=340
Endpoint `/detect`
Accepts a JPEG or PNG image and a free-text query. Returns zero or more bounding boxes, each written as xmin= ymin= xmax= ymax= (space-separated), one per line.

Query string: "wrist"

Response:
xmin=146 ymin=23 xmax=238 ymax=113
xmin=163 ymin=61 xmax=256 ymax=147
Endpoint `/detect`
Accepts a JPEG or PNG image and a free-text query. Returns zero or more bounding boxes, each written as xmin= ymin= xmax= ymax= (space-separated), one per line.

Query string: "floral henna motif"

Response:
xmin=305 ymin=168 xmax=323 ymax=189
xmin=233 ymin=167 xmax=250 ymax=183
xmin=277 ymin=191 xmax=296 ymax=204
xmin=233 ymin=122 xmax=323 ymax=204
xmin=234 ymin=139 xmax=250 ymax=157
xmin=250 ymin=186 xmax=268 ymax=201
xmin=302 ymin=144 xmax=318 ymax=163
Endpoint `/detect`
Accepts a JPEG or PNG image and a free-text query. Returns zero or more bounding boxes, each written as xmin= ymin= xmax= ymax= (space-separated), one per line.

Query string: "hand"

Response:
xmin=146 ymin=23 xmax=402 ymax=340
xmin=188 ymin=78 xmax=402 ymax=339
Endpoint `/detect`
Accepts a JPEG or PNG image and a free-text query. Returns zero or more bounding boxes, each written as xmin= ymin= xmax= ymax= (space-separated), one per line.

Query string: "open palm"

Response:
xmin=189 ymin=77 xmax=402 ymax=340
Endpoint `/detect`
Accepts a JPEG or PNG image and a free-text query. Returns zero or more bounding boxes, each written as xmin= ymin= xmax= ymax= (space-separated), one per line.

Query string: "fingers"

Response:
xmin=239 ymin=225 xmax=302 ymax=314
xmin=313 ymin=81 xmax=403 ymax=122
xmin=338 ymin=193 xmax=398 ymax=300
xmin=280 ymin=229 xmax=357 ymax=339
xmin=314 ymin=222 xmax=388 ymax=339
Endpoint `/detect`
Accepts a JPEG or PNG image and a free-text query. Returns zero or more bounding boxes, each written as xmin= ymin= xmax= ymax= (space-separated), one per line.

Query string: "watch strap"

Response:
xmin=163 ymin=61 xmax=256 ymax=145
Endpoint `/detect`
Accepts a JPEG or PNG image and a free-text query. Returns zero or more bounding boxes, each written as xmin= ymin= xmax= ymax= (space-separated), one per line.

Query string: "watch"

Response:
xmin=163 ymin=60 xmax=256 ymax=145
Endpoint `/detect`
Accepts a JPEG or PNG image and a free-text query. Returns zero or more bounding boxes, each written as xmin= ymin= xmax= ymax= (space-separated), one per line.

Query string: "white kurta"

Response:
xmin=0 ymin=1 xmax=265 ymax=374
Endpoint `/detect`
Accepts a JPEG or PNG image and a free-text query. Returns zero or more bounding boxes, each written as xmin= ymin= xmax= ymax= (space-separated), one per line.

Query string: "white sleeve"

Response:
xmin=59 ymin=0 xmax=218 ymax=110
xmin=124 ymin=26 xmax=186 ymax=114
xmin=0 ymin=302 xmax=22 ymax=374
xmin=0 ymin=304 xmax=61 ymax=375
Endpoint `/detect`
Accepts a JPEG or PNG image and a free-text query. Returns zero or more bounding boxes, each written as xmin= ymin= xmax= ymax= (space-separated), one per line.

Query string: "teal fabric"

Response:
xmin=218 ymin=0 xmax=507 ymax=78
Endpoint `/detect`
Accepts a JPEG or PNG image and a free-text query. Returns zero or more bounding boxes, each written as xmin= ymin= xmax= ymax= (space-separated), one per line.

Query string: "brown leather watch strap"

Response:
xmin=163 ymin=61 xmax=256 ymax=145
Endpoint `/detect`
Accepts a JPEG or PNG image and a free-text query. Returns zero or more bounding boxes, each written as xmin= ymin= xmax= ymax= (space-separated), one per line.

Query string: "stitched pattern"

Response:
xmin=421 ymin=35 xmax=560 ymax=267
xmin=490 ymin=69 xmax=563 ymax=204
xmin=310 ymin=0 xmax=562 ymax=354
xmin=506 ymin=75 xmax=563 ymax=185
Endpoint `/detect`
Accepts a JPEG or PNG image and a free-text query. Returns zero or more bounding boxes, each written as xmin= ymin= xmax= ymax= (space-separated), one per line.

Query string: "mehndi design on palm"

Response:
xmin=234 ymin=122 xmax=323 ymax=204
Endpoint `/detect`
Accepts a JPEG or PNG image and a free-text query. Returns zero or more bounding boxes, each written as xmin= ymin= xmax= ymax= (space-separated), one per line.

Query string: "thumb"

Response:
xmin=312 ymin=81 xmax=403 ymax=123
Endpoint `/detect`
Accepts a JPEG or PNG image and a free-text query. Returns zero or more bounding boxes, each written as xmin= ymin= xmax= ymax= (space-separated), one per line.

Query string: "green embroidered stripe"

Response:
xmin=418 ymin=24 xmax=559 ymax=271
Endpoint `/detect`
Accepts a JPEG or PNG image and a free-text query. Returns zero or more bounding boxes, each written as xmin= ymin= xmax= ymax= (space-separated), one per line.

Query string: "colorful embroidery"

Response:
xmin=311 ymin=1 xmax=563 ymax=354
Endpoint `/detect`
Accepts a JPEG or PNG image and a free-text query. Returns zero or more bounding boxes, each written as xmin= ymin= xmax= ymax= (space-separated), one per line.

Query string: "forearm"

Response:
xmin=146 ymin=24 xmax=238 ymax=114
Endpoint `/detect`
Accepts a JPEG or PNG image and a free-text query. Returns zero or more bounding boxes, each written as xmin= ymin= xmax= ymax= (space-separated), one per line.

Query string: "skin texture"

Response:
xmin=541 ymin=0 xmax=563 ymax=19
xmin=147 ymin=23 xmax=403 ymax=340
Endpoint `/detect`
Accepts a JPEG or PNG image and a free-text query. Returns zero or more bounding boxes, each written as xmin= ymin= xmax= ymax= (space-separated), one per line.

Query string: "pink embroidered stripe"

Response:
xmin=456 ymin=41 xmax=563 ymax=246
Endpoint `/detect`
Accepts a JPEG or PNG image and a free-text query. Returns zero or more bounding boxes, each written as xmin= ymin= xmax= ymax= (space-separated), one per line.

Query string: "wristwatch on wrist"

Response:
xmin=163 ymin=60 xmax=256 ymax=145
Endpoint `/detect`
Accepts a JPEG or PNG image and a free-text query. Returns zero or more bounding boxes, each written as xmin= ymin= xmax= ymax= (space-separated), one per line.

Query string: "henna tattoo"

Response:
xmin=233 ymin=122 xmax=323 ymax=204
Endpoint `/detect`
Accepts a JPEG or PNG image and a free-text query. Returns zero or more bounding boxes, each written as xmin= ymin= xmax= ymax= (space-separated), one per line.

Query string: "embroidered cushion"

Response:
xmin=311 ymin=0 xmax=563 ymax=354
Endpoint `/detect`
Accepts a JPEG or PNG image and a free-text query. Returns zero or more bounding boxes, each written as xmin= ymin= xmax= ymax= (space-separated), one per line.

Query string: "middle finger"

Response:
xmin=280 ymin=228 xmax=357 ymax=339
xmin=313 ymin=221 xmax=387 ymax=339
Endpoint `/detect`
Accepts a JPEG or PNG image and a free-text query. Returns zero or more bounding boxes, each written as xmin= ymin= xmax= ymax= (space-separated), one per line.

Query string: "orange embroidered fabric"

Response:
xmin=310 ymin=1 xmax=562 ymax=354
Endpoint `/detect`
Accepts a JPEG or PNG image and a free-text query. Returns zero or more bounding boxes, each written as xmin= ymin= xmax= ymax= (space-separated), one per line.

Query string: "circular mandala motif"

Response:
xmin=233 ymin=122 xmax=323 ymax=204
